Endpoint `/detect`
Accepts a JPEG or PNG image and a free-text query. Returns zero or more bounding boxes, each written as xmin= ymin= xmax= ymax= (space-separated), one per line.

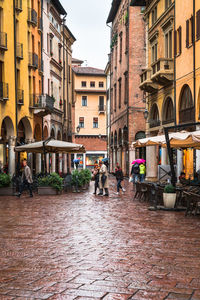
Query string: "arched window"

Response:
xmin=150 ymin=103 xmax=160 ymax=128
xmin=110 ymin=133 xmax=113 ymax=145
xmin=179 ymin=85 xmax=195 ymax=123
xmin=163 ymin=97 xmax=174 ymax=124
xmin=114 ymin=131 xmax=117 ymax=146
xmin=118 ymin=129 xmax=122 ymax=145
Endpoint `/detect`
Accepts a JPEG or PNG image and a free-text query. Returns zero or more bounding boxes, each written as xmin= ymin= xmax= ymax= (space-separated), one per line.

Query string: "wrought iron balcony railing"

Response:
xmin=38 ymin=18 xmax=43 ymax=32
xmin=15 ymin=0 xmax=22 ymax=12
xmin=17 ymin=89 xmax=24 ymax=105
xmin=179 ymin=107 xmax=195 ymax=124
xmin=149 ymin=119 xmax=161 ymax=128
xmin=28 ymin=8 xmax=37 ymax=26
xmin=0 ymin=32 xmax=7 ymax=50
xmin=28 ymin=52 xmax=38 ymax=69
xmin=16 ymin=43 xmax=23 ymax=59
xmin=98 ymin=105 xmax=106 ymax=113
xmin=0 ymin=82 xmax=9 ymax=101
xmin=29 ymin=94 xmax=55 ymax=110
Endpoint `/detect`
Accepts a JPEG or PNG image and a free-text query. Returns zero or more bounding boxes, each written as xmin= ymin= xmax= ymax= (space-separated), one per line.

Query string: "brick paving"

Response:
xmin=0 ymin=177 xmax=200 ymax=300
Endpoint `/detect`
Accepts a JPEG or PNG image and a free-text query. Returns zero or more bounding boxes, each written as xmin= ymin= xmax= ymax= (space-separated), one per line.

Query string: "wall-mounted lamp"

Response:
xmin=143 ymin=109 xmax=149 ymax=120
xmin=76 ymin=125 xmax=81 ymax=133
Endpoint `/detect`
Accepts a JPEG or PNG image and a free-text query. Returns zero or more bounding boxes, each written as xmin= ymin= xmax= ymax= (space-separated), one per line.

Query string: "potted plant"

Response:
xmin=163 ymin=184 xmax=177 ymax=208
xmin=59 ymin=59 xmax=62 ymax=64
xmin=80 ymin=169 xmax=91 ymax=190
xmin=0 ymin=173 xmax=14 ymax=196
xmin=59 ymin=99 xmax=63 ymax=106
xmin=50 ymin=51 xmax=53 ymax=57
xmin=38 ymin=173 xmax=64 ymax=195
xmin=71 ymin=170 xmax=83 ymax=192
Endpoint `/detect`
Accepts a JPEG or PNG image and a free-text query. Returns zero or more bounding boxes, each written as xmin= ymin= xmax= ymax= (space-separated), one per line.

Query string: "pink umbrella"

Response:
xmin=132 ymin=159 xmax=146 ymax=165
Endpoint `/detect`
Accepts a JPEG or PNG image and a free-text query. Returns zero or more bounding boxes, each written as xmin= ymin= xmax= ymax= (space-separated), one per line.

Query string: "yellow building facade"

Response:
xmin=0 ymin=0 xmax=34 ymax=175
xmin=175 ymin=0 xmax=200 ymax=177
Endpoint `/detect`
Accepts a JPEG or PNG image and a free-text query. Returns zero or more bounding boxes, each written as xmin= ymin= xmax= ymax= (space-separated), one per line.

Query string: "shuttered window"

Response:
xmin=197 ymin=10 xmax=200 ymax=40
xmin=179 ymin=26 xmax=182 ymax=54
xmin=191 ymin=16 xmax=194 ymax=44
xmin=186 ymin=19 xmax=189 ymax=47
xmin=79 ymin=117 xmax=84 ymax=128
xmin=174 ymin=30 xmax=177 ymax=57
xmin=93 ymin=118 xmax=98 ymax=128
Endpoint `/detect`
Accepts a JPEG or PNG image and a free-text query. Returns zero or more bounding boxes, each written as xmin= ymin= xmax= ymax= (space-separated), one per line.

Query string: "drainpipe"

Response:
xmin=174 ymin=1 xmax=177 ymax=126
xmin=13 ymin=0 xmax=18 ymax=144
xmin=41 ymin=0 xmax=44 ymax=95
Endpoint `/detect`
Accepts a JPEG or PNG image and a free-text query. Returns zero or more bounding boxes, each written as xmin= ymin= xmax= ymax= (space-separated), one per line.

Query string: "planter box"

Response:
xmin=38 ymin=186 xmax=59 ymax=195
xmin=163 ymin=193 xmax=176 ymax=208
xmin=0 ymin=186 xmax=15 ymax=196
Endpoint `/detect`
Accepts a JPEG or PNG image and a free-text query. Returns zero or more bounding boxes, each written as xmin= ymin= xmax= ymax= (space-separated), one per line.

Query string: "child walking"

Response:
xmin=115 ymin=165 xmax=126 ymax=195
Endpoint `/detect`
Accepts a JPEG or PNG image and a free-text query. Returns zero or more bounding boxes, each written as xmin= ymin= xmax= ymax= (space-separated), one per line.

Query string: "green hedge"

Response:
xmin=0 ymin=173 xmax=11 ymax=188
xmin=38 ymin=173 xmax=64 ymax=191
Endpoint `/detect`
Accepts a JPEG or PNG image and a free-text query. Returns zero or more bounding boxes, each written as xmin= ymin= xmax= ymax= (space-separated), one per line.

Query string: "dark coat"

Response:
xmin=115 ymin=169 xmax=124 ymax=181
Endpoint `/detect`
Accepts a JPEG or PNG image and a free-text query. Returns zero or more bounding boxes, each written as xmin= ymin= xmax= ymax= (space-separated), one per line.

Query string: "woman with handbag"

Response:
xmin=98 ymin=161 xmax=109 ymax=196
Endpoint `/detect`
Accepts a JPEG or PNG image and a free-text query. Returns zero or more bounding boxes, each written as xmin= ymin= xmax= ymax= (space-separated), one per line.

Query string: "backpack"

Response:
xmin=133 ymin=163 xmax=139 ymax=174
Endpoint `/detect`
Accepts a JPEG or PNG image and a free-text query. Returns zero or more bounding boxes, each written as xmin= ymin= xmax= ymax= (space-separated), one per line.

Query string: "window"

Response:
xmin=110 ymin=88 xmax=113 ymax=114
xmin=79 ymin=117 xmax=84 ymax=128
xmin=118 ymin=78 xmax=121 ymax=109
xmin=196 ymin=10 xmax=200 ymax=40
xmin=119 ymin=32 xmax=122 ymax=62
xmin=90 ymin=81 xmax=95 ymax=87
xmin=165 ymin=30 xmax=172 ymax=58
xmin=58 ymin=46 xmax=61 ymax=62
xmin=125 ymin=23 xmax=129 ymax=53
xmin=99 ymin=81 xmax=104 ymax=88
xmin=81 ymin=81 xmax=86 ymax=87
xmin=114 ymin=83 xmax=117 ymax=112
xmin=51 ymin=81 xmax=53 ymax=96
xmin=165 ymin=0 xmax=172 ymax=10
xmin=174 ymin=26 xmax=182 ymax=56
xmin=68 ymin=66 xmax=71 ymax=83
xmin=115 ymin=44 xmax=118 ymax=68
xmin=82 ymin=96 xmax=87 ymax=106
xmin=99 ymin=96 xmax=104 ymax=111
xmin=151 ymin=43 xmax=158 ymax=63
xmin=186 ymin=16 xmax=194 ymax=47
xmin=93 ymin=117 xmax=98 ymax=128
xmin=152 ymin=6 xmax=157 ymax=25
xmin=50 ymin=38 xmax=53 ymax=55
xmin=124 ymin=72 xmax=128 ymax=104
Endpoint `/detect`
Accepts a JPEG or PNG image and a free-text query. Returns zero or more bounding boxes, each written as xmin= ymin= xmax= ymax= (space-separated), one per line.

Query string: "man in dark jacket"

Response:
xmin=115 ymin=165 xmax=126 ymax=195
xmin=131 ymin=162 xmax=140 ymax=184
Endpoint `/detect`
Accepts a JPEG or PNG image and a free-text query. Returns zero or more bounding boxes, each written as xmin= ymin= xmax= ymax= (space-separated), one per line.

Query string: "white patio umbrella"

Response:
xmin=15 ymin=138 xmax=86 ymax=154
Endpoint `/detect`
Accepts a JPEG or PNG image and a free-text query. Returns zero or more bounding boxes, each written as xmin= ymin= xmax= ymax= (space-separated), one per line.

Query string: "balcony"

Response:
xmin=149 ymin=119 xmax=161 ymax=128
xmin=28 ymin=52 xmax=38 ymax=69
xmin=0 ymin=32 xmax=8 ymax=51
xmin=0 ymin=82 xmax=9 ymax=101
xmin=151 ymin=58 xmax=174 ymax=85
xmin=38 ymin=58 xmax=43 ymax=74
xmin=15 ymin=0 xmax=22 ymax=12
xmin=162 ymin=118 xmax=175 ymax=125
xmin=16 ymin=43 xmax=23 ymax=60
xmin=17 ymin=89 xmax=24 ymax=105
xmin=29 ymin=94 xmax=55 ymax=117
xmin=28 ymin=8 xmax=37 ymax=27
xmin=140 ymin=68 xmax=158 ymax=93
xmin=98 ymin=105 xmax=106 ymax=114
xmin=38 ymin=18 xmax=43 ymax=33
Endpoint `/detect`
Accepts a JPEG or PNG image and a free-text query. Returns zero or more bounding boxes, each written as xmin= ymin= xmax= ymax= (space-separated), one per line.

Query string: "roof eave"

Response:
xmin=107 ymin=0 xmax=121 ymax=24
xmin=130 ymin=0 xmax=146 ymax=6
xmin=51 ymin=0 xmax=67 ymax=15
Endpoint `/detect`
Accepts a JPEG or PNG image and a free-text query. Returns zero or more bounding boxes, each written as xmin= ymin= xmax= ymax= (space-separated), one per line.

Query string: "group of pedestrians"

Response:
xmin=92 ymin=161 xmax=109 ymax=196
xmin=130 ymin=162 xmax=146 ymax=183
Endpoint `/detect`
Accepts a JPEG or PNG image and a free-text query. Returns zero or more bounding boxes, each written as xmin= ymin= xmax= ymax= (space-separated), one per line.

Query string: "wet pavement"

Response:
xmin=0 ymin=177 xmax=200 ymax=300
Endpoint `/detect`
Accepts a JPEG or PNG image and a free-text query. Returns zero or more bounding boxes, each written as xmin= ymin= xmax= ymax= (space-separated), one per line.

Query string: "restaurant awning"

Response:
xmin=15 ymin=139 xmax=86 ymax=154
xmin=132 ymin=130 xmax=200 ymax=149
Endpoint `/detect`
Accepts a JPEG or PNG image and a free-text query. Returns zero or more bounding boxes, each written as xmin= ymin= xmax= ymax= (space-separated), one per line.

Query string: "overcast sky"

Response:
xmin=60 ymin=0 xmax=112 ymax=70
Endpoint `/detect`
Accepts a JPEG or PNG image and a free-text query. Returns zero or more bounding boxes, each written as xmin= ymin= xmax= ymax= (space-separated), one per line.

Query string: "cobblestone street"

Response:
xmin=0 ymin=177 xmax=200 ymax=300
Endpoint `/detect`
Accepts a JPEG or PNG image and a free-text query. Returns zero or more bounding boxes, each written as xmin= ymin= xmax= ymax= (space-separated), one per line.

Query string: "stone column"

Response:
xmin=161 ymin=147 xmax=168 ymax=165
xmin=36 ymin=154 xmax=41 ymax=174
xmin=26 ymin=139 xmax=34 ymax=171
xmin=51 ymin=154 xmax=56 ymax=173
xmin=196 ymin=150 xmax=200 ymax=172
xmin=83 ymin=153 xmax=86 ymax=169
xmin=177 ymin=150 xmax=183 ymax=182
xmin=146 ymin=146 xmax=158 ymax=182
xmin=8 ymin=136 xmax=16 ymax=176
xmin=63 ymin=154 xmax=67 ymax=174
xmin=59 ymin=154 xmax=62 ymax=174
xmin=46 ymin=153 xmax=49 ymax=173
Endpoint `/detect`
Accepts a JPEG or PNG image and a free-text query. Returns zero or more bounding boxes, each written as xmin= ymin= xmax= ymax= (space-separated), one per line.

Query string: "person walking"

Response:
xmin=92 ymin=165 xmax=100 ymax=195
xmin=115 ymin=165 xmax=126 ymax=195
xmin=139 ymin=163 xmax=146 ymax=182
xmin=16 ymin=159 xmax=33 ymax=198
xmin=98 ymin=161 xmax=109 ymax=196
xmin=131 ymin=162 xmax=140 ymax=184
